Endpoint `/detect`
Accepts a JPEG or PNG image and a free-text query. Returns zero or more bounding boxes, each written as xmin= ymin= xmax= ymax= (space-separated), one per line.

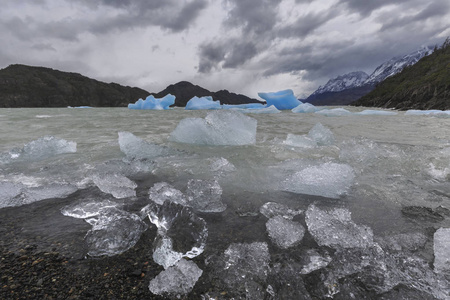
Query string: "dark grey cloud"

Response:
xmin=198 ymin=42 xmax=227 ymax=73
xmin=278 ymin=9 xmax=338 ymax=39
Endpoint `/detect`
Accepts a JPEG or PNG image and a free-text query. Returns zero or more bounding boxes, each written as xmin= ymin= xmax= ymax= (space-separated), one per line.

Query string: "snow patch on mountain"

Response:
xmin=312 ymin=71 xmax=369 ymax=95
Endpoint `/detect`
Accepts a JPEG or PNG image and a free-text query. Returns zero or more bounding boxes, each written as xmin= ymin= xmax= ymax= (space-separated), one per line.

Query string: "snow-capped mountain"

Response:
xmin=364 ymin=46 xmax=433 ymax=85
xmin=311 ymin=71 xmax=369 ymax=95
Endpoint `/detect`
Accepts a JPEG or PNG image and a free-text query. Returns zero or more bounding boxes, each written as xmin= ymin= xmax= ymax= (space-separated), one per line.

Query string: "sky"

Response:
xmin=1 ymin=0 xmax=449 ymax=99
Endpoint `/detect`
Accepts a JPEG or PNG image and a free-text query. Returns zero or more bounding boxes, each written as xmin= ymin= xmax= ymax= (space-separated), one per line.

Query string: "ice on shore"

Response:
xmin=186 ymin=179 xmax=226 ymax=213
xmin=141 ymin=202 xmax=208 ymax=268
xmin=259 ymin=202 xmax=302 ymax=220
xmin=307 ymin=123 xmax=335 ymax=146
xmin=92 ymin=173 xmax=137 ymax=199
xmin=149 ymin=259 xmax=203 ymax=296
xmin=292 ymin=103 xmax=319 ymax=113
xmin=305 ymin=204 xmax=374 ymax=249
xmin=61 ymin=199 xmax=122 ymax=219
xmin=128 ymin=94 xmax=175 ymax=110
xmin=258 ymin=89 xmax=302 ymax=110
xmin=1 ymin=136 xmax=76 ymax=163
xmin=149 ymin=182 xmax=187 ymax=206
xmin=315 ymin=108 xmax=352 ymax=117
xmin=169 ymin=110 xmax=257 ymax=146
xmin=85 ymin=207 xmax=148 ymax=257
xmin=266 ymin=216 xmax=305 ymax=248
xmin=118 ymin=131 xmax=169 ymax=160
xmin=281 ymin=162 xmax=355 ymax=198
xmin=185 ymin=96 xmax=221 ymax=110
xmin=434 ymin=227 xmax=450 ymax=273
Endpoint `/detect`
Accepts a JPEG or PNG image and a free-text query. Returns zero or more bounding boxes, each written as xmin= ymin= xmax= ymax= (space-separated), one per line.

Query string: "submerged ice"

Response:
xmin=169 ymin=110 xmax=257 ymax=145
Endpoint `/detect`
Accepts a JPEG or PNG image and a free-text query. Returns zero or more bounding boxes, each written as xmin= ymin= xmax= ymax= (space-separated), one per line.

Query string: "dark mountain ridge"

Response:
xmin=351 ymin=39 xmax=450 ymax=110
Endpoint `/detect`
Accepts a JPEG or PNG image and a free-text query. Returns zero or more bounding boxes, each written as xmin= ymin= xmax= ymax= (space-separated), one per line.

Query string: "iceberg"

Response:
xmin=85 ymin=207 xmax=148 ymax=257
xmin=292 ymin=103 xmax=318 ymax=113
xmin=243 ymin=105 xmax=281 ymax=114
xmin=315 ymin=108 xmax=353 ymax=116
xmin=266 ymin=216 xmax=305 ymax=248
xmin=305 ymin=204 xmax=374 ymax=249
xmin=308 ymin=123 xmax=335 ymax=146
xmin=222 ymin=103 xmax=266 ymax=109
xmin=404 ymin=109 xmax=447 ymax=115
xmin=148 ymin=259 xmax=203 ymax=296
xmin=356 ymin=109 xmax=397 ymax=115
xmin=185 ymin=96 xmax=221 ymax=110
xmin=169 ymin=110 xmax=257 ymax=146
xmin=92 ymin=173 xmax=137 ymax=199
xmin=128 ymin=94 xmax=175 ymax=110
xmin=258 ymin=89 xmax=302 ymax=110
xmin=281 ymin=162 xmax=355 ymax=198
xmin=434 ymin=227 xmax=450 ymax=273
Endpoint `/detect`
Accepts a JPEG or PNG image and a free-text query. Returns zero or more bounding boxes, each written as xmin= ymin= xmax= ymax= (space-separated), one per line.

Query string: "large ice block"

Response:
xmin=169 ymin=110 xmax=257 ymax=146
xmin=305 ymin=204 xmax=374 ymax=249
xmin=258 ymin=89 xmax=302 ymax=110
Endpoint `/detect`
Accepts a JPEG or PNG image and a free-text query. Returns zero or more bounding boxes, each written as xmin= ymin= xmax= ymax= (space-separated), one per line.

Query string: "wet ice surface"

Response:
xmin=1 ymin=108 xmax=450 ymax=299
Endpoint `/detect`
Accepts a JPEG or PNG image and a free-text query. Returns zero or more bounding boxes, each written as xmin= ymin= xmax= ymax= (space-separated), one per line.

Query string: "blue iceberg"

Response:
xmin=292 ymin=103 xmax=318 ymax=113
xmin=258 ymin=89 xmax=302 ymax=110
xmin=185 ymin=96 xmax=221 ymax=110
xmin=128 ymin=94 xmax=175 ymax=110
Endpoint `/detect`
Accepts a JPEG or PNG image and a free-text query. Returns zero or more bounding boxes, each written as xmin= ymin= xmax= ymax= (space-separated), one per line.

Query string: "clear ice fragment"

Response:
xmin=260 ymin=202 xmax=302 ymax=220
xmin=149 ymin=182 xmax=187 ymax=206
xmin=186 ymin=179 xmax=226 ymax=212
xmin=118 ymin=131 xmax=169 ymax=160
xmin=92 ymin=173 xmax=137 ymax=199
xmin=307 ymin=123 xmax=335 ymax=146
xmin=266 ymin=216 xmax=305 ymax=248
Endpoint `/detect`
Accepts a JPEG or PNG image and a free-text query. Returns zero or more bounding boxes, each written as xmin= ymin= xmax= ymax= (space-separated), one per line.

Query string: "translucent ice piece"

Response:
xmin=149 ymin=182 xmax=187 ymax=206
xmin=209 ymin=157 xmax=236 ymax=175
xmin=61 ymin=199 xmax=122 ymax=219
xmin=169 ymin=110 xmax=257 ymax=146
xmin=85 ymin=207 xmax=148 ymax=257
xmin=118 ymin=131 xmax=169 ymax=160
xmin=292 ymin=102 xmax=318 ymax=113
xmin=0 ymin=181 xmax=23 ymax=208
xmin=305 ymin=204 xmax=373 ymax=249
xmin=434 ymin=227 xmax=450 ymax=273
xmin=186 ymin=179 xmax=226 ymax=213
xmin=22 ymin=183 xmax=78 ymax=204
xmin=152 ymin=236 xmax=184 ymax=269
xmin=260 ymin=202 xmax=302 ymax=220
xmin=281 ymin=162 xmax=355 ymax=198
xmin=148 ymin=259 xmax=203 ymax=296
xmin=307 ymin=123 xmax=335 ymax=146
xmin=284 ymin=134 xmax=317 ymax=148
xmin=300 ymin=249 xmax=332 ymax=274
xmin=92 ymin=173 xmax=137 ymax=199
xmin=266 ymin=216 xmax=305 ymax=248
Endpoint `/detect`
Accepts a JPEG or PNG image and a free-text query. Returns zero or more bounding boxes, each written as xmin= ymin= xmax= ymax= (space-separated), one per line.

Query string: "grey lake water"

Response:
xmin=0 ymin=107 xmax=449 ymax=299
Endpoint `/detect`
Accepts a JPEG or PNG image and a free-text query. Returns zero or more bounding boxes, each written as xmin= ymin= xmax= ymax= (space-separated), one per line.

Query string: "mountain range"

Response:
xmin=352 ymin=39 xmax=450 ymax=110
xmin=305 ymin=46 xmax=434 ymax=106
xmin=0 ymin=65 xmax=260 ymax=108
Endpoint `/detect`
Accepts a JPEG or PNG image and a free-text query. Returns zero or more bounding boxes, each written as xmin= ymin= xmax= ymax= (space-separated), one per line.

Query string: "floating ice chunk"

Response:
xmin=186 ymin=179 xmax=226 ymax=213
xmin=258 ymin=89 xmax=302 ymax=110
xmin=169 ymin=110 xmax=257 ymax=146
xmin=185 ymin=96 xmax=221 ymax=110
xmin=259 ymin=202 xmax=302 ymax=220
xmin=85 ymin=207 xmax=148 ymax=257
xmin=356 ymin=109 xmax=397 ymax=116
xmin=315 ymin=108 xmax=352 ymax=117
xmin=0 ymin=181 xmax=23 ymax=208
xmin=292 ymin=103 xmax=318 ymax=113
xmin=305 ymin=204 xmax=374 ymax=249
xmin=266 ymin=216 xmax=305 ymax=248
xmin=244 ymin=105 xmax=281 ymax=114
xmin=21 ymin=184 xmax=78 ymax=204
xmin=222 ymin=103 xmax=266 ymax=109
xmin=300 ymin=250 xmax=332 ymax=274
xmin=92 ymin=173 xmax=137 ymax=199
xmin=141 ymin=202 xmax=208 ymax=267
xmin=61 ymin=199 xmax=122 ymax=219
xmin=434 ymin=227 xmax=450 ymax=273
xmin=308 ymin=123 xmax=335 ymax=146
xmin=281 ymin=162 xmax=355 ymax=198
xmin=405 ymin=109 xmax=445 ymax=115
xmin=1 ymin=136 xmax=76 ymax=163
xmin=128 ymin=94 xmax=175 ymax=110
xmin=209 ymin=157 xmax=236 ymax=175
xmin=149 ymin=259 xmax=203 ymax=296
xmin=284 ymin=134 xmax=317 ymax=148
xmin=118 ymin=131 xmax=169 ymax=160
xmin=149 ymin=182 xmax=187 ymax=206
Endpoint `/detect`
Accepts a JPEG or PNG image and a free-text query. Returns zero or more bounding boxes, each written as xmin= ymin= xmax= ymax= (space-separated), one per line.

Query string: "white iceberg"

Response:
xmin=128 ymin=94 xmax=175 ymax=110
xmin=305 ymin=204 xmax=374 ymax=249
xmin=148 ymin=259 xmax=203 ymax=296
xmin=258 ymin=89 xmax=302 ymax=110
xmin=315 ymin=108 xmax=353 ymax=117
xmin=169 ymin=110 xmax=257 ymax=146
xmin=185 ymin=96 xmax=221 ymax=110
xmin=292 ymin=103 xmax=319 ymax=113
xmin=281 ymin=162 xmax=355 ymax=198
xmin=222 ymin=103 xmax=266 ymax=109
xmin=356 ymin=109 xmax=397 ymax=116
